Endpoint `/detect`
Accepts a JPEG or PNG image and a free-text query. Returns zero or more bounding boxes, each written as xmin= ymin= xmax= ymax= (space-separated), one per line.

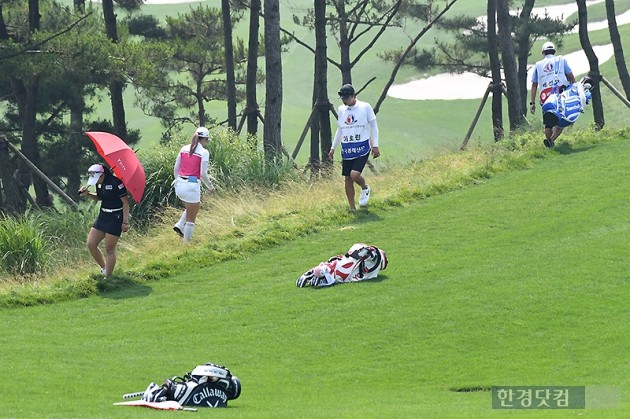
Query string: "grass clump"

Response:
xmin=0 ymin=215 xmax=49 ymax=276
xmin=130 ymin=127 xmax=298 ymax=229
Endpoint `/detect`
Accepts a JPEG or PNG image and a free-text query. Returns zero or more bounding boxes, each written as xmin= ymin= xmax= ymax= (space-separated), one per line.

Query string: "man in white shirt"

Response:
xmin=529 ymin=41 xmax=576 ymax=147
xmin=328 ymin=84 xmax=380 ymax=212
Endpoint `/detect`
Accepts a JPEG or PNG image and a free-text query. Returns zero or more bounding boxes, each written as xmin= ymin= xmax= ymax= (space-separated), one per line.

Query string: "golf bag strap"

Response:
xmin=346 ymin=246 xmax=382 ymax=274
xmin=365 ymin=247 xmax=382 ymax=274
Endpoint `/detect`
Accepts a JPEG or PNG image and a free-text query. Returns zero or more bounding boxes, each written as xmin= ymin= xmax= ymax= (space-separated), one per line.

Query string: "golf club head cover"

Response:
xmin=141 ymin=382 xmax=167 ymax=402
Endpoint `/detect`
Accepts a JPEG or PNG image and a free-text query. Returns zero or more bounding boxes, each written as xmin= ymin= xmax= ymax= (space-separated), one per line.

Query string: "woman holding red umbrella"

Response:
xmin=79 ymin=163 xmax=130 ymax=278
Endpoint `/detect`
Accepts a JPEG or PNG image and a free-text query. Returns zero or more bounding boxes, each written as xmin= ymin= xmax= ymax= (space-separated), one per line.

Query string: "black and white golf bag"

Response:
xmin=296 ymin=243 xmax=388 ymax=288
xmin=141 ymin=363 xmax=241 ymax=408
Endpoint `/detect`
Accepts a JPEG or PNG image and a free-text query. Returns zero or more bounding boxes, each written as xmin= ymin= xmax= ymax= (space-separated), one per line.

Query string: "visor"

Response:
xmin=87 ymin=172 xmax=103 ymax=186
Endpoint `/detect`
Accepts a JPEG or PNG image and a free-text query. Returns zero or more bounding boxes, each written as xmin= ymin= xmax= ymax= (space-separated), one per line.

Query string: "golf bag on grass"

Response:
xmin=138 ymin=363 xmax=241 ymax=408
xmin=296 ymin=243 xmax=388 ymax=288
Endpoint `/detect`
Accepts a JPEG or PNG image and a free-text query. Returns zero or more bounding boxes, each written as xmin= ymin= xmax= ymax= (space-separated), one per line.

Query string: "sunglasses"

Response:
xmin=87 ymin=171 xmax=103 ymax=176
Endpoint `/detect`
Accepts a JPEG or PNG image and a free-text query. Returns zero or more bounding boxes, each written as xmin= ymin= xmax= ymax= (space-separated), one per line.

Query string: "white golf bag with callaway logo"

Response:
xmin=296 ymin=243 xmax=388 ymax=288
xmin=140 ymin=363 xmax=241 ymax=408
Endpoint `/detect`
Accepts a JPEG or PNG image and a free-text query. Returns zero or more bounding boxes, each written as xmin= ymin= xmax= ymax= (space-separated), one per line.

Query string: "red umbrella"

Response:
xmin=85 ymin=132 xmax=146 ymax=203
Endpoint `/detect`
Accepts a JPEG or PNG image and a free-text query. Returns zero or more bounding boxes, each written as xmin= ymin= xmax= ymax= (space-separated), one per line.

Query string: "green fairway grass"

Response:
xmin=2 ymin=132 xmax=629 ymax=417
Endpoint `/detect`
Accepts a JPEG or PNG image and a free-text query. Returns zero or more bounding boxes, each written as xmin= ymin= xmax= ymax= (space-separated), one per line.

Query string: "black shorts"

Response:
xmin=543 ymin=112 xmax=560 ymax=129
xmin=341 ymin=153 xmax=370 ymax=176
xmin=93 ymin=211 xmax=123 ymax=237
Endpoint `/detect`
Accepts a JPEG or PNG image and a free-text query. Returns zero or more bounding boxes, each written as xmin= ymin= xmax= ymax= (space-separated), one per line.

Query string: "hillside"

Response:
xmin=2 ymin=128 xmax=629 ymax=416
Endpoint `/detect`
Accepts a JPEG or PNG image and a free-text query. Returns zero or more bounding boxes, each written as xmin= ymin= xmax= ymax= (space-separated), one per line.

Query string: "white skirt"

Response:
xmin=175 ymin=178 xmax=201 ymax=204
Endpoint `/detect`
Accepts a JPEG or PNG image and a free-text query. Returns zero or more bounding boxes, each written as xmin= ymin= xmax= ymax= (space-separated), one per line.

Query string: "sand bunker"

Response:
xmin=389 ymin=0 xmax=627 ymax=100
xmin=388 ymin=45 xmax=615 ymax=101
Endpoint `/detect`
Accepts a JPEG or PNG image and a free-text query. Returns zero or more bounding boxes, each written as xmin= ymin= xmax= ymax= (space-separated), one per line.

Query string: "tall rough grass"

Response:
xmin=207 ymin=128 xmax=298 ymax=189
xmin=131 ymin=143 xmax=180 ymax=227
xmin=0 ymin=215 xmax=49 ymax=276
xmin=0 ymin=127 xmax=300 ymax=281
xmin=132 ymin=127 xmax=298 ymax=227
xmin=32 ymin=204 xmax=100 ymax=269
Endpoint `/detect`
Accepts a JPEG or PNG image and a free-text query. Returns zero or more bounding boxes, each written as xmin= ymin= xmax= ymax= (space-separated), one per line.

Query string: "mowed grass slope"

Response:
xmin=2 ymin=134 xmax=630 ymax=417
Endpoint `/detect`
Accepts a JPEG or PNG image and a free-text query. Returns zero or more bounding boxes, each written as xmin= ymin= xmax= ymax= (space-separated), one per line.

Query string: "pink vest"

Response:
xmin=178 ymin=145 xmax=203 ymax=178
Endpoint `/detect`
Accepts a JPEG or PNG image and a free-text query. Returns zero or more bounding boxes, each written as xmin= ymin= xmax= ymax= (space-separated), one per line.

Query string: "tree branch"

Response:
xmin=373 ymin=0 xmax=459 ymax=114
xmin=0 ymin=13 xmax=92 ymax=61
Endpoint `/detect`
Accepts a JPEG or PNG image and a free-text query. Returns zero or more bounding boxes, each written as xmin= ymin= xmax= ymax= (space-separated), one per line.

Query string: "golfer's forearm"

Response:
xmin=331 ymin=129 xmax=342 ymax=150
xmin=370 ymin=120 xmax=379 ymax=147
xmin=530 ymin=84 xmax=538 ymax=104
xmin=123 ymin=206 xmax=130 ymax=223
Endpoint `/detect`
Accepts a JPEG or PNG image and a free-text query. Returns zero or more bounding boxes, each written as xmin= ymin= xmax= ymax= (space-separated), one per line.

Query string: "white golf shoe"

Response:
xmin=359 ymin=185 xmax=371 ymax=207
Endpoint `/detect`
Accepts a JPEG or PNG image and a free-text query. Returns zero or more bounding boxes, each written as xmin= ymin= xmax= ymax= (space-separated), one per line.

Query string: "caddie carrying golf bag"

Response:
xmin=141 ymin=363 xmax=241 ymax=408
xmin=296 ymin=243 xmax=388 ymax=288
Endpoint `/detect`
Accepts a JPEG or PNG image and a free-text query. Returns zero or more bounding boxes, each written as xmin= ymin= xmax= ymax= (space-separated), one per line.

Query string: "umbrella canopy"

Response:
xmin=85 ymin=132 xmax=146 ymax=203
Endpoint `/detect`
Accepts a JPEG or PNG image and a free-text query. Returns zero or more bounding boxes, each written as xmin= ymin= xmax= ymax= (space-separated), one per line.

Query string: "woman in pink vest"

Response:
xmin=173 ymin=127 xmax=216 ymax=242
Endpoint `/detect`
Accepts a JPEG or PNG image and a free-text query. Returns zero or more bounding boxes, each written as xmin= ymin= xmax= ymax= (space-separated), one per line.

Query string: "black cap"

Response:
xmin=338 ymin=84 xmax=355 ymax=97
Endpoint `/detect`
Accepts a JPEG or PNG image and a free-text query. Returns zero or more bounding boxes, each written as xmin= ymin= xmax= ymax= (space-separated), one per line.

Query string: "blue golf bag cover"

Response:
xmin=542 ymin=79 xmax=592 ymax=128
xmin=141 ymin=363 xmax=241 ymax=408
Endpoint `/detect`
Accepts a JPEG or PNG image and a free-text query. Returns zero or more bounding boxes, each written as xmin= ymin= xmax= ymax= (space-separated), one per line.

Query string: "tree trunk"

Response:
xmin=487 ymin=0 xmax=503 ymax=141
xmin=309 ymin=104 xmax=320 ymax=173
xmin=333 ymin=0 xmax=352 ymax=84
xmin=22 ymin=1 xmax=52 ymax=207
xmin=102 ymin=0 xmax=128 ymax=140
xmin=0 ymin=9 xmax=25 ymax=213
xmin=497 ymin=0 xmax=525 ymax=132
xmin=197 ymin=77 xmax=207 ymax=127
xmin=263 ymin=0 xmax=283 ymax=160
xmin=109 ymin=80 xmax=127 ymax=140
xmin=222 ymin=0 xmax=237 ymax=130
xmin=246 ymin=0 xmax=260 ymax=137
xmin=22 ymin=79 xmax=53 ymax=208
xmin=0 ymin=4 xmax=7 ymax=39
xmin=605 ymin=0 xmax=630 ymax=99
xmin=0 ymin=138 xmax=26 ymax=214
xmin=67 ymin=100 xmax=85 ymax=197
xmin=102 ymin=0 xmax=117 ymax=41
xmin=74 ymin=0 xmax=85 ymax=14
xmin=577 ymin=0 xmax=605 ymax=130
xmin=28 ymin=0 xmax=39 ymax=30
xmin=516 ymin=0 xmax=535 ymax=114
xmin=312 ymin=0 xmax=332 ymax=172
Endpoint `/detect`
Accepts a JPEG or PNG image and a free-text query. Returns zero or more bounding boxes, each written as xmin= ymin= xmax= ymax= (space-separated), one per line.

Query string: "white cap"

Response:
xmin=542 ymin=41 xmax=555 ymax=53
xmin=196 ymin=127 xmax=209 ymax=138
xmin=87 ymin=163 xmax=104 ymax=186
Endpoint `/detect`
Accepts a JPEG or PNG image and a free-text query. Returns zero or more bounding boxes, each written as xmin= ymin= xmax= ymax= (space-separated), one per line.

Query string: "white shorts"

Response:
xmin=175 ymin=178 xmax=201 ymax=204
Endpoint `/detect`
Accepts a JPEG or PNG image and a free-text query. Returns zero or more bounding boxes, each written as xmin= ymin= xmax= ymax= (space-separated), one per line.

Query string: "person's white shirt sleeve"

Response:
xmin=370 ymin=119 xmax=379 ymax=147
xmin=173 ymin=154 xmax=182 ymax=179
xmin=200 ymin=159 xmax=213 ymax=190
xmin=331 ymin=128 xmax=342 ymax=150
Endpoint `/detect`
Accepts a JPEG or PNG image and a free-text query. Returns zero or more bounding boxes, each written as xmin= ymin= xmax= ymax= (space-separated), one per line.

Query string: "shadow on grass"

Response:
xmin=554 ymin=142 xmax=597 ymax=155
xmin=352 ymin=209 xmax=383 ymax=224
xmin=363 ymin=274 xmax=388 ymax=284
xmin=95 ymin=274 xmax=152 ymax=299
